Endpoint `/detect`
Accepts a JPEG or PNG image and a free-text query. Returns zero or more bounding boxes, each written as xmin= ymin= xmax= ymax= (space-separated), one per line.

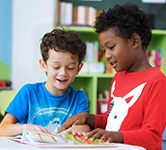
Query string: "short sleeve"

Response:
xmin=5 ymin=84 xmax=29 ymax=123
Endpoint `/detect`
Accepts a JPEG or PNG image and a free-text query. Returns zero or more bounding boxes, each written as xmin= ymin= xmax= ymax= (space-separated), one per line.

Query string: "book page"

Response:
xmin=9 ymin=129 xmax=118 ymax=148
xmin=22 ymin=129 xmax=74 ymax=145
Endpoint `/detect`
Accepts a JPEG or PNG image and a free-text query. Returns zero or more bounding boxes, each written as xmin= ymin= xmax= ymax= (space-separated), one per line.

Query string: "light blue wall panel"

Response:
xmin=0 ymin=0 xmax=12 ymax=80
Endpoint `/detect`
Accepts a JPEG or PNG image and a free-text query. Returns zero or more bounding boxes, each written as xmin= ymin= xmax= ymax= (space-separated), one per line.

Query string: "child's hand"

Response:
xmin=84 ymin=128 xmax=123 ymax=143
xmin=61 ymin=124 xmax=91 ymax=135
xmin=59 ymin=112 xmax=90 ymax=132
xmin=23 ymin=124 xmax=48 ymax=133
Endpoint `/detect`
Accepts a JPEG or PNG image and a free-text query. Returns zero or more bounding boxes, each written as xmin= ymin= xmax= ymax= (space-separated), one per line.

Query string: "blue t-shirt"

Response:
xmin=5 ymin=82 xmax=88 ymax=132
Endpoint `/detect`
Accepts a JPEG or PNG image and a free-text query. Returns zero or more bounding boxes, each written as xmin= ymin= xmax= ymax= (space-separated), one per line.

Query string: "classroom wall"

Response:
xmin=12 ymin=0 xmax=57 ymax=90
xmin=0 ymin=0 xmax=12 ymax=80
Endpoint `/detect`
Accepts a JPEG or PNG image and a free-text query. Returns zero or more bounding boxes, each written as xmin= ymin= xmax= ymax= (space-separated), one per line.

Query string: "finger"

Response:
xmin=61 ymin=128 xmax=72 ymax=134
xmin=90 ymin=130 xmax=104 ymax=141
xmin=99 ymin=134 xmax=109 ymax=143
xmin=106 ymin=137 xmax=113 ymax=143
xmin=59 ymin=119 xmax=75 ymax=132
xmin=84 ymin=129 xmax=98 ymax=140
xmin=35 ymin=126 xmax=47 ymax=132
xmin=72 ymin=131 xmax=77 ymax=135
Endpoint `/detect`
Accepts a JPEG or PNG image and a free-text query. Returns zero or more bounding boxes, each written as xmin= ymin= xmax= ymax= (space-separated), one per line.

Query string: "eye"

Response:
xmin=109 ymin=45 xmax=115 ymax=50
xmin=53 ymin=66 xmax=60 ymax=69
xmin=68 ymin=67 xmax=75 ymax=70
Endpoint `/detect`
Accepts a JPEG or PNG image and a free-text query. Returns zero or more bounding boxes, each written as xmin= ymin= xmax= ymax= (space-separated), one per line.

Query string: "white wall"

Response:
xmin=12 ymin=0 xmax=57 ymax=90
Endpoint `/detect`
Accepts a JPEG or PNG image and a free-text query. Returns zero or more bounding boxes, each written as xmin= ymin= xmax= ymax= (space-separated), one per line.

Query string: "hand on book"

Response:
xmin=22 ymin=124 xmax=49 ymax=134
xmin=9 ymin=128 xmax=118 ymax=148
xmin=84 ymin=128 xmax=124 ymax=143
xmin=61 ymin=124 xmax=91 ymax=135
xmin=59 ymin=112 xmax=95 ymax=132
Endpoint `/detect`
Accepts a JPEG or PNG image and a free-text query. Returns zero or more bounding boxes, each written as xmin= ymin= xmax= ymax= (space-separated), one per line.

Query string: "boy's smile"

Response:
xmin=40 ymin=49 xmax=83 ymax=96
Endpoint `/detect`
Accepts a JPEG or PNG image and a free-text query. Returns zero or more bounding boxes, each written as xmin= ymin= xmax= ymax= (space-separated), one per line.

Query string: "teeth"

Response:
xmin=61 ymin=80 xmax=66 ymax=81
xmin=57 ymin=79 xmax=67 ymax=82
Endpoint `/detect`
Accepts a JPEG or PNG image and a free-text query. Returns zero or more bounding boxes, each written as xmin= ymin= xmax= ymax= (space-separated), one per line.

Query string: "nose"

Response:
xmin=105 ymin=49 xmax=112 ymax=60
xmin=59 ymin=67 xmax=68 ymax=76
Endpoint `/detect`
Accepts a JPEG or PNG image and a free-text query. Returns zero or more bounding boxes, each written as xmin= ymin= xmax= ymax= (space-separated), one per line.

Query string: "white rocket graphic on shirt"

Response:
xmin=106 ymin=81 xmax=146 ymax=131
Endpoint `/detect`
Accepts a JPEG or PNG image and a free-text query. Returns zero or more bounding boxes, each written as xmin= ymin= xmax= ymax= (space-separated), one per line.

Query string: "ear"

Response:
xmin=76 ymin=62 xmax=83 ymax=75
xmin=39 ymin=59 xmax=47 ymax=73
xmin=130 ymin=33 xmax=141 ymax=48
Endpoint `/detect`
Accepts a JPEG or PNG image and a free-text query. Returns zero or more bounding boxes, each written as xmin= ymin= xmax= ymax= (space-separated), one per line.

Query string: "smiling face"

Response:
xmin=99 ymin=27 xmax=139 ymax=72
xmin=40 ymin=49 xmax=83 ymax=96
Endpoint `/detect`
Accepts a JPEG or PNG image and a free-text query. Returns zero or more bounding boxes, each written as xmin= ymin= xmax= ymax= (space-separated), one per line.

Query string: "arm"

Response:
xmin=60 ymin=88 xmax=110 ymax=132
xmin=59 ymin=90 xmax=95 ymax=132
xmin=59 ymin=112 xmax=95 ymax=132
xmin=82 ymin=96 xmax=122 ymax=143
xmin=0 ymin=113 xmax=47 ymax=136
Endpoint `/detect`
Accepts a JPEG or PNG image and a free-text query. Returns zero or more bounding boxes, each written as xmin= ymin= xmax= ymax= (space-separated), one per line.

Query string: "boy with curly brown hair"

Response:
xmin=0 ymin=29 xmax=89 ymax=136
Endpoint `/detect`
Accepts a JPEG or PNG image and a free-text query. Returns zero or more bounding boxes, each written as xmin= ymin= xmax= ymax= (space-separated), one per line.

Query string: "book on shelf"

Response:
xmin=85 ymin=41 xmax=98 ymax=62
xmin=77 ymin=6 xmax=86 ymax=25
xmin=9 ymin=129 xmax=117 ymax=148
xmin=73 ymin=6 xmax=97 ymax=26
xmin=147 ymin=49 xmax=163 ymax=72
xmin=58 ymin=2 xmax=73 ymax=25
xmin=57 ymin=1 xmax=102 ymax=26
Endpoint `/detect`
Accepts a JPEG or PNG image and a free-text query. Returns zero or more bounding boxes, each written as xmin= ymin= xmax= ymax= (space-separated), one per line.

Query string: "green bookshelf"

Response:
xmin=57 ymin=26 xmax=166 ymax=114
xmin=70 ymin=73 xmax=113 ymax=114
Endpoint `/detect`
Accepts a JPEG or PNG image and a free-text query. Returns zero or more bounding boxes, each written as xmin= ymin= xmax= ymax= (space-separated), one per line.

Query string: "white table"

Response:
xmin=0 ymin=137 xmax=146 ymax=150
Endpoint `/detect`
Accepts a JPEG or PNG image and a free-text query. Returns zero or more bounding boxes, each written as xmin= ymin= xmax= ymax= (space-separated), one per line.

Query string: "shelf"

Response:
xmin=76 ymin=73 xmax=114 ymax=78
xmin=57 ymin=26 xmax=97 ymax=33
xmin=152 ymin=30 xmax=166 ymax=35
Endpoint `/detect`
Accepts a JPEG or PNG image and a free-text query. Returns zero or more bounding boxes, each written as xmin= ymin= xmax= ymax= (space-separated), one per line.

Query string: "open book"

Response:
xmin=9 ymin=129 xmax=117 ymax=148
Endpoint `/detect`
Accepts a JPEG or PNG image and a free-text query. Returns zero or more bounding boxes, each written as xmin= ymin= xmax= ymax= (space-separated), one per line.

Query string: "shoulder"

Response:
xmin=17 ymin=82 xmax=45 ymax=95
xmin=146 ymin=67 xmax=166 ymax=85
xmin=21 ymin=82 xmax=44 ymax=90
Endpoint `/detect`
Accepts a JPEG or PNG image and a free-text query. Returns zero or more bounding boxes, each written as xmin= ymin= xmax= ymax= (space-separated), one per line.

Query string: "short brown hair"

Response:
xmin=40 ymin=28 xmax=86 ymax=64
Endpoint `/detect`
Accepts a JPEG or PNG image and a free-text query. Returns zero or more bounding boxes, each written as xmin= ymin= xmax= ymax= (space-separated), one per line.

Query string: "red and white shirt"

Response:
xmin=94 ymin=67 xmax=166 ymax=150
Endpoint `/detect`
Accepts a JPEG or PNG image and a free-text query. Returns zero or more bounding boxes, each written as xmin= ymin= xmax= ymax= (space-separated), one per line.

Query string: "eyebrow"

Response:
xmin=52 ymin=61 xmax=77 ymax=65
xmin=104 ymin=39 xmax=114 ymax=45
xmin=101 ymin=40 xmax=114 ymax=48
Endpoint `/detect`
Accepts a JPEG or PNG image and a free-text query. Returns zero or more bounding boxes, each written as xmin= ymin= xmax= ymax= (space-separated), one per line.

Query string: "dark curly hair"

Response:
xmin=94 ymin=3 xmax=152 ymax=50
xmin=40 ymin=28 xmax=86 ymax=64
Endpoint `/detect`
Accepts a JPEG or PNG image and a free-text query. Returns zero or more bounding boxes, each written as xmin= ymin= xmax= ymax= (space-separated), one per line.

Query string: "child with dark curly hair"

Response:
xmin=0 ymin=29 xmax=89 ymax=136
xmin=59 ymin=4 xmax=166 ymax=150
